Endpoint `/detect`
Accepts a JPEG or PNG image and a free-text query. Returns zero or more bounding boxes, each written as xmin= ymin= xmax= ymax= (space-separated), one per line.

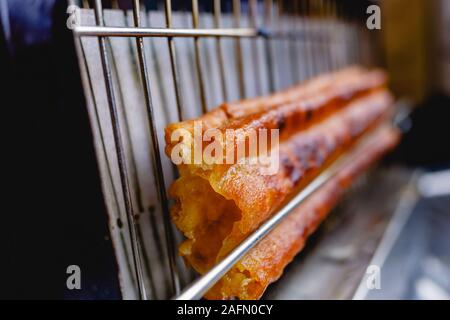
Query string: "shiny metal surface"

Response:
xmin=74 ymin=25 xmax=259 ymax=38
xmin=92 ymin=0 xmax=146 ymax=300
xmin=265 ymin=168 xmax=417 ymax=299
xmin=131 ymin=0 xmax=180 ymax=296
xmin=357 ymin=170 xmax=450 ymax=300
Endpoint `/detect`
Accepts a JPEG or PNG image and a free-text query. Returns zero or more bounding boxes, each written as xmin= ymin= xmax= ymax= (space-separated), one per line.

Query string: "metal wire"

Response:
xmin=233 ymin=0 xmax=246 ymax=98
xmin=164 ymin=0 xmax=184 ymax=121
xmin=92 ymin=0 xmax=146 ymax=300
xmin=74 ymin=25 xmax=259 ymax=37
xmin=191 ymin=0 xmax=208 ymax=113
xmin=249 ymin=0 xmax=262 ymax=95
xmin=263 ymin=0 xmax=275 ymax=92
xmin=131 ymin=0 xmax=180 ymax=296
xmin=288 ymin=0 xmax=301 ymax=83
xmin=213 ymin=0 xmax=228 ymax=101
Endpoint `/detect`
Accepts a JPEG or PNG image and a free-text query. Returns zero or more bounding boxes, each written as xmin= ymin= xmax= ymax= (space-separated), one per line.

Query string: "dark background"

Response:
xmin=1 ymin=0 xmax=120 ymax=299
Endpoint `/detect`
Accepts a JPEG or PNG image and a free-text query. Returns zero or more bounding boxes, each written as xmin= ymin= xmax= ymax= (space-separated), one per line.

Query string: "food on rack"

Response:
xmin=204 ymin=126 xmax=400 ymax=299
xmin=167 ymin=90 xmax=392 ymax=271
xmin=165 ymin=67 xmax=387 ymax=160
xmin=164 ymin=67 xmax=397 ymax=299
xmin=220 ymin=66 xmax=385 ymax=119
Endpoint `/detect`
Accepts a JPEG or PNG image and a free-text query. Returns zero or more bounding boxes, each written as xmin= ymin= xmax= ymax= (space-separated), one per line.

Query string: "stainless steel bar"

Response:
xmin=288 ymin=0 xmax=301 ymax=83
xmin=274 ymin=0 xmax=284 ymax=84
xmin=191 ymin=0 xmax=208 ymax=113
xmin=106 ymin=35 xmax=158 ymax=298
xmin=165 ymin=0 xmax=185 ymax=120
xmin=74 ymin=23 xmax=319 ymax=40
xmin=318 ymin=0 xmax=331 ymax=72
xmin=304 ymin=0 xmax=318 ymax=77
xmin=213 ymin=0 xmax=228 ymax=101
xmin=249 ymin=0 xmax=262 ymax=95
xmin=294 ymin=0 xmax=308 ymax=80
xmin=93 ymin=0 xmax=145 ymax=300
xmin=264 ymin=0 xmax=275 ymax=92
xmin=143 ymin=9 xmax=183 ymax=231
xmin=297 ymin=0 xmax=310 ymax=78
xmin=174 ymin=127 xmax=384 ymax=300
xmin=342 ymin=2 xmax=357 ymax=66
xmin=233 ymin=0 xmax=246 ymax=98
xmin=77 ymin=39 xmax=149 ymax=296
xmin=324 ymin=0 xmax=335 ymax=71
xmin=328 ymin=0 xmax=338 ymax=70
xmin=74 ymin=25 xmax=259 ymax=38
xmin=335 ymin=0 xmax=345 ymax=68
xmin=276 ymin=0 xmax=295 ymax=86
xmin=161 ymin=2 xmax=202 ymax=224
xmin=132 ymin=0 xmax=180 ymax=297
xmin=308 ymin=0 xmax=322 ymax=74
xmin=354 ymin=23 xmax=362 ymax=65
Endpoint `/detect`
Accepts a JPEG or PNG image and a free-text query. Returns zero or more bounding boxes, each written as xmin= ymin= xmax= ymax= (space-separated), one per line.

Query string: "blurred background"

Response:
xmin=1 ymin=0 xmax=449 ymax=299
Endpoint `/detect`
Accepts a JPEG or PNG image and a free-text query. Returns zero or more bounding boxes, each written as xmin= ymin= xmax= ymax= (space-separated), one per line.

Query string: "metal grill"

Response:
xmin=70 ymin=0 xmax=378 ymax=299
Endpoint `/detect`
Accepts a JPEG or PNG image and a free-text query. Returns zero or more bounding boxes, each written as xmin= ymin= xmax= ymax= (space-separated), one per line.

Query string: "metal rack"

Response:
xmin=71 ymin=0 xmax=377 ymax=299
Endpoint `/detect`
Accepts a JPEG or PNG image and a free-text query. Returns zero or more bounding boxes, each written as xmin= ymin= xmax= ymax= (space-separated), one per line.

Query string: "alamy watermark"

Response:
xmin=366 ymin=5 xmax=381 ymax=30
xmin=366 ymin=264 xmax=381 ymax=290
xmin=66 ymin=5 xmax=80 ymax=30
xmin=169 ymin=121 xmax=280 ymax=175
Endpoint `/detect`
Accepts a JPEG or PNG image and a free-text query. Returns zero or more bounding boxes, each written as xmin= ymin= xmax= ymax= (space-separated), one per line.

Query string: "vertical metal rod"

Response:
xmin=342 ymin=2 xmax=356 ymax=66
xmin=249 ymin=0 xmax=262 ymax=95
xmin=315 ymin=0 xmax=324 ymax=72
xmin=342 ymin=5 xmax=356 ymax=64
xmin=318 ymin=0 xmax=331 ymax=72
xmin=144 ymin=9 xmax=184 ymax=261
xmin=298 ymin=0 xmax=309 ymax=78
xmin=93 ymin=0 xmax=145 ymax=300
xmin=288 ymin=0 xmax=301 ymax=83
xmin=348 ymin=6 xmax=357 ymax=65
xmin=304 ymin=0 xmax=318 ymax=77
xmin=351 ymin=4 xmax=362 ymax=65
xmin=164 ymin=0 xmax=184 ymax=120
xmin=132 ymin=0 xmax=180 ymax=297
xmin=295 ymin=0 xmax=308 ymax=80
xmin=107 ymin=40 xmax=158 ymax=298
xmin=354 ymin=20 xmax=362 ymax=65
xmin=324 ymin=0 xmax=335 ymax=71
xmin=309 ymin=0 xmax=323 ymax=74
xmin=277 ymin=0 xmax=296 ymax=85
xmin=213 ymin=0 xmax=228 ymax=101
xmin=264 ymin=0 xmax=275 ymax=92
xmin=336 ymin=0 xmax=345 ymax=68
xmin=191 ymin=0 xmax=208 ymax=113
xmin=77 ymin=41 xmax=148 ymax=297
xmin=273 ymin=0 xmax=294 ymax=86
xmin=328 ymin=0 xmax=338 ymax=70
xmin=233 ymin=0 xmax=246 ymax=98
